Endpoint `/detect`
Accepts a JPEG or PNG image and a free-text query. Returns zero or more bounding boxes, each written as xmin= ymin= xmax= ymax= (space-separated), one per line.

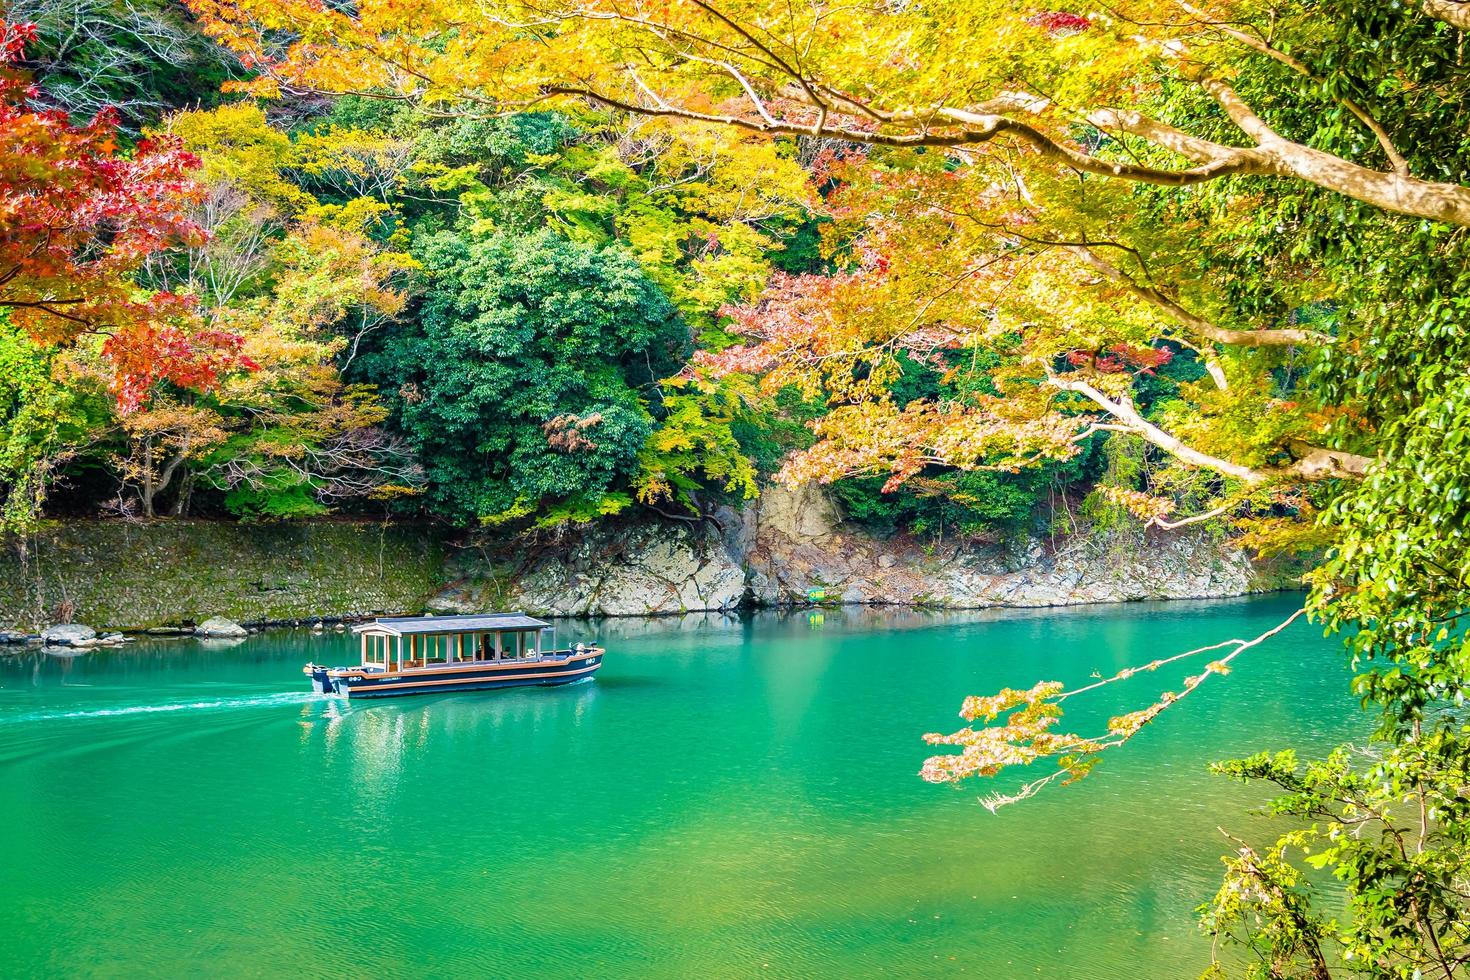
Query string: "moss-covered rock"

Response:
xmin=0 ymin=520 xmax=445 ymax=631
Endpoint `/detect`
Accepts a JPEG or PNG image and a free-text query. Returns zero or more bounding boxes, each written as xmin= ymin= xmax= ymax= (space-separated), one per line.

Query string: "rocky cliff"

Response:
xmin=0 ymin=488 xmax=1301 ymax=633
xmin=433 ymin=484 xmax=1302 ymax=617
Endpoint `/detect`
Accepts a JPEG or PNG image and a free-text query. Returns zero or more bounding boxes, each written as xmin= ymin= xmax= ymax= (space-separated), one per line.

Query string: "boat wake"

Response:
xmin=2 ymin=691 xmax=319 ymax=725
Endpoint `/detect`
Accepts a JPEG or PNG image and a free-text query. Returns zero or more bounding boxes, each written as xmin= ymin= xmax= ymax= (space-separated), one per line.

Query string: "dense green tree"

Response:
xmin=362 ymin=227 xmax=687 ymax=526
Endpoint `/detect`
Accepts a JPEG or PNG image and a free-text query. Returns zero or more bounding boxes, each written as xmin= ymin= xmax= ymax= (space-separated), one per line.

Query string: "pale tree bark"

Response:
xmin=1045 ymin=373 xmax=1373 ymax=484
xmin=1423 ymin=0 xmax=1470 ymax=30
xmin=539 ymin=0 xmax=1470 ymax=230
xmin=552 ymin=77 xmax=1470 ymax=227
xmin=226 ymin=0 xmax=1470 ymax=226
xmin=137 ymin=437 xmax=192 ymax=519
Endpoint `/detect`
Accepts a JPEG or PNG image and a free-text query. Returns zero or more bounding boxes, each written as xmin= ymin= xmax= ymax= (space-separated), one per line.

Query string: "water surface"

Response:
xmin=0 ymin=596 xmax=1361 ymax=977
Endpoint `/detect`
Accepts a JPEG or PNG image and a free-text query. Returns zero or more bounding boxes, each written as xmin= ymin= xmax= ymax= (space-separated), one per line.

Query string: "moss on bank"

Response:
xmin=0 ymin=520 xmax=445 ymax=632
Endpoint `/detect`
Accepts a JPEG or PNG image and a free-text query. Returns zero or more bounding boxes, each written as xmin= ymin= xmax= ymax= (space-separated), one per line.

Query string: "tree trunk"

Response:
xmin=1423 ymin=0 xmax=1470 ymax=30
xmin=171 ymin=472 xmax=196 ymax=517
xmin=141 ymin=438 xmax=156 ymax=519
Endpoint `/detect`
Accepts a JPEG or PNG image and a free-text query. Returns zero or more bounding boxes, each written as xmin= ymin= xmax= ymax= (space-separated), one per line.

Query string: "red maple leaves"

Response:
xmin=1065 ymin=343 xmax=1174 ymax=375
xmin=1025 ymin=11 xmax=1093 ymax=36
xmin=0 ymin=20 xmax=251 ymax=411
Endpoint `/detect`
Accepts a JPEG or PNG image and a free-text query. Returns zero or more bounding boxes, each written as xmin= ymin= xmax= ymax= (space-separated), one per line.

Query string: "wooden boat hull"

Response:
xmin=306 ymin=649 xmax=603 ymax=699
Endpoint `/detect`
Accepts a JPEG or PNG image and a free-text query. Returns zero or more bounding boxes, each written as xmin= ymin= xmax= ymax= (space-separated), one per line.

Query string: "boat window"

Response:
xmin=424 ymin=633 xmax=447 ymax=665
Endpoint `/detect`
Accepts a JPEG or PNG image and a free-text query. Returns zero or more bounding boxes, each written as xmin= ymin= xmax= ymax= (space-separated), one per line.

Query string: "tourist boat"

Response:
xmin=303 ymin=613 xmax=603 ymax=699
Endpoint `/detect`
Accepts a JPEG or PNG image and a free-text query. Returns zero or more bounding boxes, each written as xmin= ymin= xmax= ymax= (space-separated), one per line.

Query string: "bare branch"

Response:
xmin=922 ymin=608 xmax=1309 ymax=810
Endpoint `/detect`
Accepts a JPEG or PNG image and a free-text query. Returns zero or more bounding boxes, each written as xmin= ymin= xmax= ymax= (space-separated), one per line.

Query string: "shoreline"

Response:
xmin=0 ymin=588 xmax=1307 ymax=650
xmin=2 ymin=494 xmax=1309 ymax=636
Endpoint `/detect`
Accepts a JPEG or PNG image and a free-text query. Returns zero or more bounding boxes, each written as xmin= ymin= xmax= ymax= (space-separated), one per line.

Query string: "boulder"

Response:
xmin=40 ymin=623 xmax=97 ymax=647
xmin=196 ymin=616 xmax=248 ymax=638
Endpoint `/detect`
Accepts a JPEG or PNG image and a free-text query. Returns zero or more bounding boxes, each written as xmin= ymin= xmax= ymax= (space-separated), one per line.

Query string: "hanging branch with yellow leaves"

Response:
xmin=919 ymin=607 xmax=1307 ymax=811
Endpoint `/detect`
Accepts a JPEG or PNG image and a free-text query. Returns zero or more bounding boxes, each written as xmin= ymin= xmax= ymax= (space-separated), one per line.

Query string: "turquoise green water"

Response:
xmin=1 ymin=596 xmax=1360 ymax=978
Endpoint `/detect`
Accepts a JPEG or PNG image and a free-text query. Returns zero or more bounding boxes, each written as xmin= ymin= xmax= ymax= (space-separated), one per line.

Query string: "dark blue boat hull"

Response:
xmin=312 ymin=653 xmax=602 ymax=699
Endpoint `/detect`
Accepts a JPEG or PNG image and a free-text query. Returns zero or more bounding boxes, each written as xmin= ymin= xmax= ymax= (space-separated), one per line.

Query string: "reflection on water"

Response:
xmin=0 ymin=596 xmax=1360 ymax=979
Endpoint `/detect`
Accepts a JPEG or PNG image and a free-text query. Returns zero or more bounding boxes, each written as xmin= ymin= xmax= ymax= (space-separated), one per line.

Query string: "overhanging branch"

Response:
xmin=1046 ymin=372 xmax=1371 ymax=484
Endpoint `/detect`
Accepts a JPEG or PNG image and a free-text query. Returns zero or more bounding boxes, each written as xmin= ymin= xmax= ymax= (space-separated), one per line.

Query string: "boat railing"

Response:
xmin=372 ymin=646 xmax=598 ymax=673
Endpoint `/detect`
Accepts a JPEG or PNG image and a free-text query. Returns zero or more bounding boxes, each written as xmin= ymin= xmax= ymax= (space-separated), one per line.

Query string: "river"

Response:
xmin=0 ymin=595 xmax=1361 ymax=977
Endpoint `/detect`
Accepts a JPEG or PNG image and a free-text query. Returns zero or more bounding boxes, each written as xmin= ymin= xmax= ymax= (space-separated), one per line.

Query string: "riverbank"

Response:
xmin=0 ymin=485 xmax=1308 ymax=633
xmin=0 ymin=521 xmax=444 ymax=634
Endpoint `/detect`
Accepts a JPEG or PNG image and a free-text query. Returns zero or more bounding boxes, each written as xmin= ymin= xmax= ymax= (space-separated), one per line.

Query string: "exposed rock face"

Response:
xmin=740 ymin=483 xmax=1260 ymax=608
xmin=433 ymin=521 xmax=746 ymax=617
xmin=196 ymin=616 xmax=248 ymax=638
xmin=433 ymin=483 xmax=1296 ymax=617
xmin=1 ymin=489 xmax=1299 ymax=632
xmin=40 ymin=624 xmax=97 ymax=647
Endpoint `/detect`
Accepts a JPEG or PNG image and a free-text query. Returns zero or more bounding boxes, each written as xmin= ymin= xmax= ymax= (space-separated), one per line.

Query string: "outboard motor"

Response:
xmin=308 ymin=665 xmax=339 ymax=695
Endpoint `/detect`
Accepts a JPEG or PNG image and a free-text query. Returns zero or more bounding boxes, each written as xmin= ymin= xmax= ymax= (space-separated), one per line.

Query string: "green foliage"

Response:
xmin=0 ymin=320 xmax=107 ymax=533
xmin=635 ymin=379 xmax=759 ymax=509
xmin=362 ymin=226 xmax=687 ymax=525
xmin=1203 ymin=741 xmax=1470 ymax=978
xmin=833 ymin=470 xmax=1048 ymax=538
xmin=1078 ymin=434 xmax=1148 ymax=534
xmin=1139 ymin=6 xmax=1470 ymax=973
xmin=403 ymin=109 xmax=814 ymax=341
xmin=221 ymin=481 xmax=328 ymax=522
xmin=729 ymin=386 xmax=822 ymax=477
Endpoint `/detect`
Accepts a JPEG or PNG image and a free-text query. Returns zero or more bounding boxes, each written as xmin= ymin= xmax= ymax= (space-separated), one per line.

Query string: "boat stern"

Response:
xmin=304 ymin=663 xmax=343 ymax=696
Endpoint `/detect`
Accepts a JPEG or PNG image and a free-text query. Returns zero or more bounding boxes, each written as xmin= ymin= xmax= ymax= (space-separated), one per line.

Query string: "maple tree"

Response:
xmin=0 ymin=20 xmax=247 ymax=415
xmin=107 ymin=102 xmax=422 ymax=519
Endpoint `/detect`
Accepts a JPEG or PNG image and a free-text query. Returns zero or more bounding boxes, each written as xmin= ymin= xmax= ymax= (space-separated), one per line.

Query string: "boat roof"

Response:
xmin=352 ymin=613 xmax=551 ymax=636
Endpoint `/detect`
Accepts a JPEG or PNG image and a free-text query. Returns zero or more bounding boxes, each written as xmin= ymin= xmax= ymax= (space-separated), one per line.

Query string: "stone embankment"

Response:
xmin=0 ymin=486 xmax=1303 ymax=634
xmin=0 ymin=520 xmax=444 ymax=634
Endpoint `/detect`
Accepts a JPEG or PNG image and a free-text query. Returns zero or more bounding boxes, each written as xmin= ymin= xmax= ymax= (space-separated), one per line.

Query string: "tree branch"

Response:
xmin=1170 ymin=0 xmax=1409 ymax=174
xmin=541 ymin=85 xmax=1276 ymax=187
xmin=1422 ymin=0 xmax=1470 ymax=31
xmin=1071 ymin=245 xmax=1332 ymax=346
xmin=1199 ymin=77 xmax=1470 ymax=226
xmin=1047 ymin=372 xmax=1273 ymax=483
xmin=1046 ymin=372 xmax=1371 ymax=484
